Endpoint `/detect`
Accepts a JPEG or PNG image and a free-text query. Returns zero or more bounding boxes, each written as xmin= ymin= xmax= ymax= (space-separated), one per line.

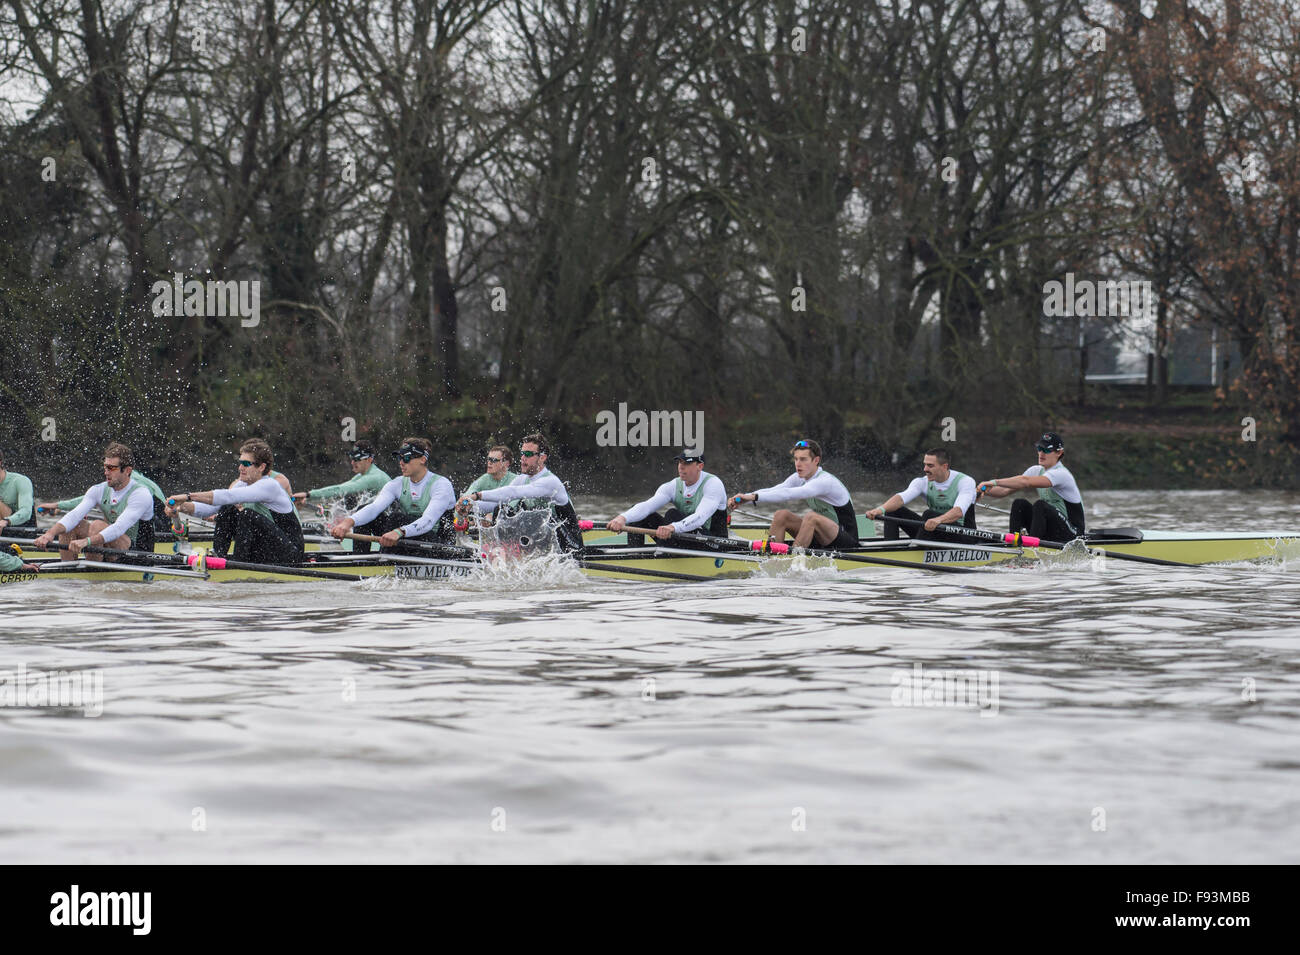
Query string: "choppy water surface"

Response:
xmin=3 ymin=490 xmax=1299 ymax=863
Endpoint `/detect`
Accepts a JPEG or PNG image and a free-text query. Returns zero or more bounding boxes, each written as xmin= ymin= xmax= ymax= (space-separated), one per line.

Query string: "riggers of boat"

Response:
xmin=3 ymin=521 xmax=1300 ymax=587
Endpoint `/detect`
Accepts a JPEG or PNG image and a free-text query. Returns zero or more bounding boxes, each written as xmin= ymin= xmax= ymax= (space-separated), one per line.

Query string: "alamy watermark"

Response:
xmin=1042 ymin=272 xmax=1154 ymax=319
xmin=0 ymin=665 xmax=103 ymax=717
xmin=151 ymin=273 xmax=260 ymax=327
xmin=595 ymin=403 xmax=703 ymax=451
xmin=891 ymin=662 xmax=999 ymax=717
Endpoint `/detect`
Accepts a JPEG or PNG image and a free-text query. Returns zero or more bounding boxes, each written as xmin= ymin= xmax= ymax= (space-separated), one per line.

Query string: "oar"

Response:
xmin=976 ymin=502 xmax=1011 ymax=515
xmin=876 ymin=513 xmax=1197 ymax=568
xmin=343 ymin=532 xmax=476 ymax=559
xmin=81 ymin=544 xmax=367 ymax=581
xmin=754 ymin=539 xmax=980 ymax=574
xmin=731 ymin=508 xmax=769 ymax=522
xmin=621 ymin=525 xmax=762 ymax=554
xmin=577 ymin=560 xmax=716 ymax=582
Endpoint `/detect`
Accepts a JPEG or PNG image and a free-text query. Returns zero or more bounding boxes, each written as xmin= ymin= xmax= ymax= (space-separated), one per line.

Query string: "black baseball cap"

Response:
xmin=392 ymin=442 xmax=430 ymax=461
xmin=348 ymin=442 xmax=375 ymax=460
xmin=1035 ymin=432 xmax=1064 ymax=452
xmin=674 ymin=448 xmax=704 ymax=463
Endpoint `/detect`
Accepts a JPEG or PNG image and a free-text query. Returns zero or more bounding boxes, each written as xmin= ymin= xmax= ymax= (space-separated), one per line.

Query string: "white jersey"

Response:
xmin=191 ymin=476 xmax=295 ymax=517
xmin=1022 ymin=462 xmax=1082 ymax=503
xmin=475 ymin=468 xmax=571 ymax=510
xmin=754 ymin=468 xmax=851 ymax=507
xmin=898 ymin=472 xmax=976 ymax=512
xmin=56 ymin=481 xmax=154 ymax=545
xmin=620 ymin=473 xmax=728 ymax=533
xmin=350 ymin=472 xmax=456 ymax=538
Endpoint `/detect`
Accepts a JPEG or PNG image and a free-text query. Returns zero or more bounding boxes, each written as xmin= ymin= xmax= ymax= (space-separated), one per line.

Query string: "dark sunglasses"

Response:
xmin=487 ymin=456 xmax=504 ymax=464
xmin=520 ymin=449 xmax=542 ymax=458
xmin=237 ymin=459 xmax=256 ymax=468
xmin=1035 ymin=445 xmax=1058 ymax=453
xmin=103 ymin=463 xmax=124 ymax=472
xmin=348 ymin=451 xmax=373 ymax=461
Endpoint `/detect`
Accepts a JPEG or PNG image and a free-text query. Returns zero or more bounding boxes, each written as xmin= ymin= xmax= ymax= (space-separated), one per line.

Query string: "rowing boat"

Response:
xmin=2 ymin=527 xmax=1297 ymax=587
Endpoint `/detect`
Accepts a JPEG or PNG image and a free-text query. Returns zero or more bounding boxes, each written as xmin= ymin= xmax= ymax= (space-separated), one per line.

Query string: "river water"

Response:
xmin=2 ymin=489 xmax=1298 ymax=864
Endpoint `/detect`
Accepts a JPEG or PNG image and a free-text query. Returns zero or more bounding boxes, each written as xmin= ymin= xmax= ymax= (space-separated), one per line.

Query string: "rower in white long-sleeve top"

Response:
xmin=165 ymin=438 xmax=305 ymax=564
xmin=977 ymin=431 xmax=1085 ymax=543
xmin=729 ymin=439 xmax=858 ymax=550
xmin=866 ymin=448 xmax=977 ymax=540
xmin=328 ymin=437 xmax=457 ymax=548
xmin=32 ymin=442 xmax=157 ymax=560
xmin=458 ymin=433 xmax=583 ymax=549
xmin=606 ymin=448 xmax=727 ymax=546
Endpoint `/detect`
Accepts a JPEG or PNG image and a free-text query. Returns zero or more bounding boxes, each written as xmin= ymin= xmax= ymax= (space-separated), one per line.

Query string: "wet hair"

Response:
xmin=489 ymin=444 xmax=512 ymax=463
xmin=924 ymin=447 xmax=950 ymax=466
xmin=790 ymin=439 xmax=822 ymax=459
xmin=104 ymin=442 xmax=134 ymax=469
xmin=521 ymin=433 xmax=549 ymax=455
xmin=240 ymin=438 xmax=274 ymax=474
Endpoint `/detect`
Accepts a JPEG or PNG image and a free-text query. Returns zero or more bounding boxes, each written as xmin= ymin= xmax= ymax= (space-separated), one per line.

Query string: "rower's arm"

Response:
xmin=0 ymin=549 xmax=25 ymax=572
xmin=673 ymin=480 xmax=727 ymax=533
xmin=308 ymin=473 xmax=368 ymax=500
xmin=52 ymin=489 xmax=96 ymax=535
xmin=981 ymin=475 xmax=1050 ymax=493
xmin=936 ymin=477 xmax=977 ymax=524
xmin=621 ymin=483 xmax=674 ymax=525
xmin=96 ymin=486 xmax=153 ymax=545
xmin=9 ymin=476 xmax=34 ymax=525
xmin=479 ymin=475 xmax=561 ymax=505
xmin=348 ymin=480 xmax=400 ymax=527
xmin=402 ymin=479 xmax=457 ymax=538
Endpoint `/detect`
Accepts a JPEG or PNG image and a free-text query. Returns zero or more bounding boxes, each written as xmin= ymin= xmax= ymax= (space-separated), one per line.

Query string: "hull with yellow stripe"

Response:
xmin=4 ymin=528 xmax=1299 ymax=587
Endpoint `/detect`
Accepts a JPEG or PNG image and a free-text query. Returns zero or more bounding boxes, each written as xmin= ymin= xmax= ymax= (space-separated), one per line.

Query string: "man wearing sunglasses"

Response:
xmin=293 ymin=442 xmax=391 ymax=510
xmin=0 ymin=448 xmax=37 ymax=537
xmin=729 ymin=439 xmax=859 ymax=550
xmin=457 ymin=434 xmax=583 ymax=549
xmin=42 ymin=469 xmax=169 ymax=535
xmin=462 ymin=446 xmax=517 ymax=501
xmin=976 ymin=431 xmax=1085 ymax=542
xmin=165 ymin=439 xmax=305 ymax=564
xmin=33 ymin=442 xmax=157 ymax=560
xmin=327 ymin=437 xmax=457 ymax=547
xmin=606 ymin=448 xmax=728 ymax=547
xmin=866 ymin=447 xmax=977 ymax=540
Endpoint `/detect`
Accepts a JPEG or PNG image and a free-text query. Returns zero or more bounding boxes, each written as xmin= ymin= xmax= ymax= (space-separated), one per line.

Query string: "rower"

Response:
xmin=458 ymin=434 xmax=583 ymax=549
xmin=606 ymin=448 xmax=727 ymax=546
xmin=977 ymin=431 xmax=1085 ymax=542
xmin=31 ymin=442 xmax=156 ymax=560
xmin=166 ymin=438 xmax=305 ymax=564
xmin=729 ymin=439 xmax=858 ymax=550
xmin=327 ymin=438 xmax=457 ymax=548
xmin=0 ymin=448 xmax=37 ymax=536
xmin=866 ymin=448 xmax=976 ymax=540
xmin=1 ymin=545 xmax=39 ymax=574
xmin=459 ymin=446 xmax=518 ymax=519
xmin=293 ymin=441 xmax=391 ymax=512
xmin=42 ymin=469 xmax=170 ymax=541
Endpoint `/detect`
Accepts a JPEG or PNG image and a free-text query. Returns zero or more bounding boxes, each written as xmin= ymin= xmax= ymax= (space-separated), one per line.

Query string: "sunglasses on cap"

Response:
xmin=347 ymin=449 xmax=373 ymax=461
xmin=392 ymin=444 xmax=428 ymax=462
